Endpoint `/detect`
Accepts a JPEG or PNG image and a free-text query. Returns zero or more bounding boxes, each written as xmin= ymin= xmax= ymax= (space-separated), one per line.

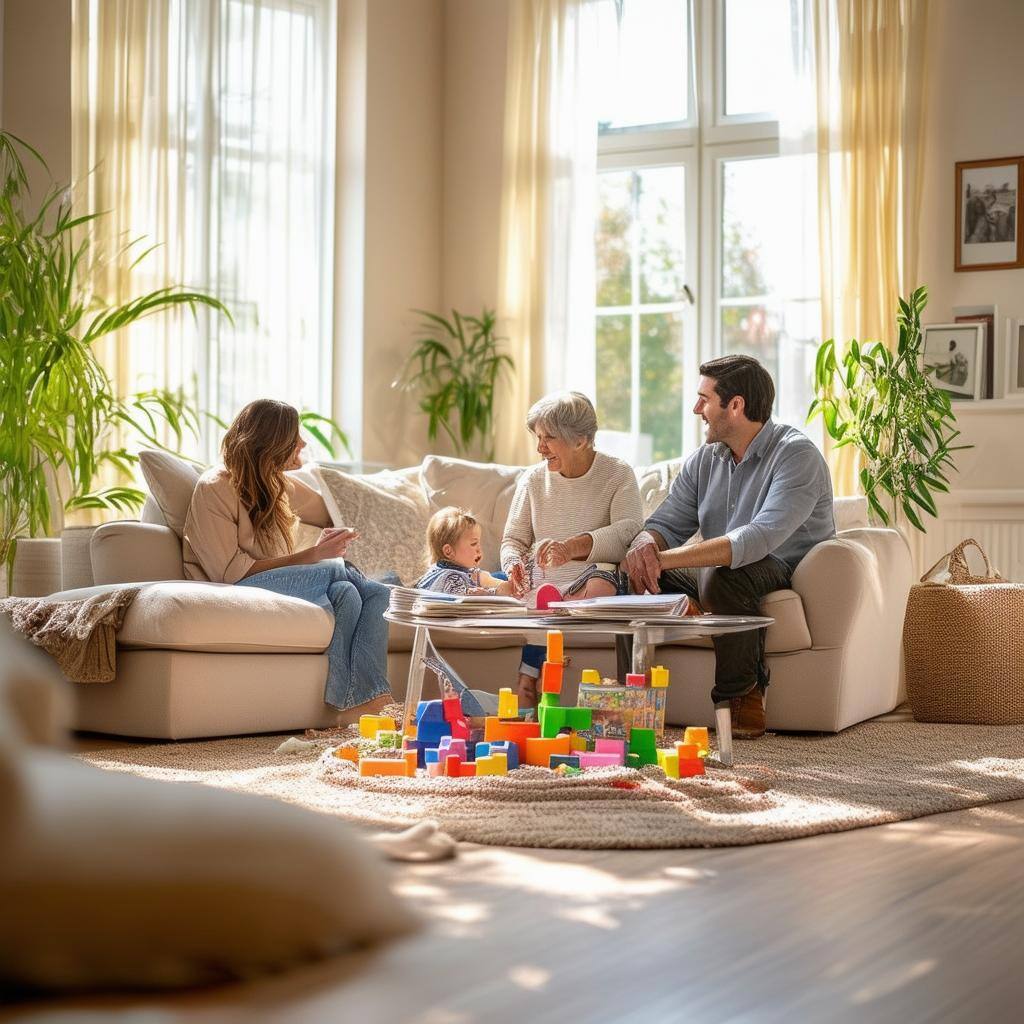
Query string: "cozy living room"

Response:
xmin=2 ymin=0 xmax=1024 ymax=1020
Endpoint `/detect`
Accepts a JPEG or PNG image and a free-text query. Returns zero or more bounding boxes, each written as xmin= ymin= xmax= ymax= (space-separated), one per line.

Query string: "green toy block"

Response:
xmin=538 ymin=706 xmax=567 ymax=738
xmin=565 ymin=707 xmax=593 ymax=731
xmin=539 ymin=692 xmax=561 ymax=709
xmin=627 ymin=752 xmax=641 ymax=769
xmin=629 ymin=727 xmax=658 ymax=766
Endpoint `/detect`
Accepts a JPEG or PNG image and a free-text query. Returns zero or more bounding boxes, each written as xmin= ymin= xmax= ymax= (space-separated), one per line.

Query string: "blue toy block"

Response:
xmin=416 ymin=699 xmax=446 ymax=727
xmin=475 ymin=742 xmax=492 ymax=760
xmin=550 ymin=754 xmax=581 ymax=770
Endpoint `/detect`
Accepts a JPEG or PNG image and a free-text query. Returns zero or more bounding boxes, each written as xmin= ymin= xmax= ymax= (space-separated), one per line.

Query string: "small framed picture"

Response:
xmin=953 ymin=309 xmax=995 ymax=398
xmin=955 ymin=157 xmax=1023 ymax=272
xmin=1007 ymin=319 xmax=1024 ymax=398
xmin=921 ymin=323 xmax=986 ymax=399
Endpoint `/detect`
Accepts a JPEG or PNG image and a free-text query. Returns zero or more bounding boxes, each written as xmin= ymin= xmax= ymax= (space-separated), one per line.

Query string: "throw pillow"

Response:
xmin=138 ymin=450 xmax=203 ymax=538
xmin=315 ymin=465 xmax=431 ymax=585
xmin=0 ymin=622 xmax=418 ymax=992
xmin=420 ymin=455 xmax=526 ymax=571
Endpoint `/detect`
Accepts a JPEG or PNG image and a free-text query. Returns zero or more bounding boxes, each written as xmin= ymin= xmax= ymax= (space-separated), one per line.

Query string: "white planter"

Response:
xmin=60 ymin=525 xmax=98 ymax=591
xmin=7 ymin=538 xmax=63 ymax=597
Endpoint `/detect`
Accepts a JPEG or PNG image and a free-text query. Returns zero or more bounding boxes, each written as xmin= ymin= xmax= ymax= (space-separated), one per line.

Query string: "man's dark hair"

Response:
xmin=699 ymin=355 xmax=775 ymax=423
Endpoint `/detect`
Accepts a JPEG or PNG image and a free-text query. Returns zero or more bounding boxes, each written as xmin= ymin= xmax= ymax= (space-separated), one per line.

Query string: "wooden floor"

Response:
xmin=5 ymin=789 xmax=1024 ymax=1023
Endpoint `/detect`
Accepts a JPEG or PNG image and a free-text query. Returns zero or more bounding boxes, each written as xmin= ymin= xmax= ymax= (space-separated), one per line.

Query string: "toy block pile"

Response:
xmin=350 ymin=629 xmax=715 ymax=782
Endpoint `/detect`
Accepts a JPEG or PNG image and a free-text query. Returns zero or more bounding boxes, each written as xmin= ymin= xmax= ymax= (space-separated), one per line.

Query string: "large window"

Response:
xmin=594 ymin=0 xmax=819 ymax=462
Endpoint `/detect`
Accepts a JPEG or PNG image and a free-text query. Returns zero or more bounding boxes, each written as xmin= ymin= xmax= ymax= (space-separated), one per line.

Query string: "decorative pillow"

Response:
xmin=138 ymin=450 xmax=203 ymax=538
xmin=834 ymin=495 xmax=869 ymax=532
xmin=635 ymin=457 xmax=684 ymax=520
xmin=0 ymin=622 xmax=418 ymax=992
xmin=315 ymin=465 xmax=431 ymax=585
xmin=420 ymin=456 xmax=526 ymax=571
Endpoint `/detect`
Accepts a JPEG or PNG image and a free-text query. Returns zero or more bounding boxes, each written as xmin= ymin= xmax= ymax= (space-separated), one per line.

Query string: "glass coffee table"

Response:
xmin=384 ymin=612 xmax=773 ymax=767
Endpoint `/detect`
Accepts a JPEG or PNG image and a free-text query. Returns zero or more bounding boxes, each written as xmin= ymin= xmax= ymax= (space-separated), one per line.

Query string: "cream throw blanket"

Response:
xmin=0 ymin=588 xmax=140 ymax=683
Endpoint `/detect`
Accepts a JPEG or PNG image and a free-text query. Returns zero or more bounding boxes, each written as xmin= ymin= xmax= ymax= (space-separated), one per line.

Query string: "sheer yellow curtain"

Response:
xmin=812 ymin=0 xmax=929 ymax=494
xmin=496 ymin=0 xmax=596 ymax=466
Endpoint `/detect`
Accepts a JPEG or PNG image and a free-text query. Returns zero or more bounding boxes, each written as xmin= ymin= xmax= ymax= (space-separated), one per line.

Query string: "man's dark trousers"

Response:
xmin=618 ymin=557 xmax=790 ymax=705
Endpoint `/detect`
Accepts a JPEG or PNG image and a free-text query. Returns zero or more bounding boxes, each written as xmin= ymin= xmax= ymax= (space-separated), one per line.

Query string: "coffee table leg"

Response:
xmin=401 ymin=625 xmax=429 ymax=738
xmin=715 ymin=704 xmax=734 ymax=767
xmin=630 ymin=628 xmax=655 ymax=676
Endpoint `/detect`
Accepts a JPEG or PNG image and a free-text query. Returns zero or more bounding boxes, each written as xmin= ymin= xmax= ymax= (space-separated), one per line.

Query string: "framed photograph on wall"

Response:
xmin=921 ymin=323 xmax=986 ymax=399
xmin=1007 ymin=319 xmax=1024 ymax=398
xmin=955 ymin=156 xmax=1023 ymax=271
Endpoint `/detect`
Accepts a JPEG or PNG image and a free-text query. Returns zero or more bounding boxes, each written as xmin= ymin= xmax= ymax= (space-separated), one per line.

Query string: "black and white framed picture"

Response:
xmin=955 ymin=157 xmax=1023 ymax=272
xmin=921 ymin=323 xmax=986 ymax=399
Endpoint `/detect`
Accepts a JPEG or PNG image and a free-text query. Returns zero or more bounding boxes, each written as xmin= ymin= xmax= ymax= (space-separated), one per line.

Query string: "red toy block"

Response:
xmin=459 ymin=761 xmax=478 ymax=777
xmin=541 ymin=660 xmax=564 ymax=694
xmin=535 ymin=584 xmax=562 ymax=610
xmin=449 ymin=715 xmax=471 ymax=741
xmin=678 ymin=758 xmax=705 ymax=777
xmin=444 ymin=754 xmax=462 ymax=777
xmin=442 ymin=696 xmax=463 ymax=722
xmin=626 ymin=673 xmax=645 ymax=687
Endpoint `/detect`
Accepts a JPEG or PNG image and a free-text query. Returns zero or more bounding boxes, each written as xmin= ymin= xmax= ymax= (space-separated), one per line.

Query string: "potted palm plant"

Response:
xmin=0 ymin=131 xmax=229 ymax=594
xmin=393 ymin=307 xmax=513 ymax=462
xmin=808 ymin=286 xmax=970 ymax=532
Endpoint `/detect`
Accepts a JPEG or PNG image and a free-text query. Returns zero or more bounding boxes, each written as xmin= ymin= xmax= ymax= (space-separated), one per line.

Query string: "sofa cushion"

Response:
xmin=138 ymin=450 xmax=202 ymax=538
xmin=315 ymin=465 xmax=431 ymax=586
xmin=420 ymin=456 xmax=526 ymax=571
xmin=51 ymin=582 xmax=334 ymax=655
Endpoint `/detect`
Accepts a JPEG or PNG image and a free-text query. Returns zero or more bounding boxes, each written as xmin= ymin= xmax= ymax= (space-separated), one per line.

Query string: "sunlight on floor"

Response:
xmin=507 ymin=964 xmax=552 ymax=990
xmin=850 ymin=959 xmax=937 ymax=1004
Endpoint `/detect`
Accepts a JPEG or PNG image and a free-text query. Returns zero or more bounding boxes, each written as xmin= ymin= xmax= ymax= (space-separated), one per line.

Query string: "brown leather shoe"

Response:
xmin=729 ymin=687 xmax=766 ymax=739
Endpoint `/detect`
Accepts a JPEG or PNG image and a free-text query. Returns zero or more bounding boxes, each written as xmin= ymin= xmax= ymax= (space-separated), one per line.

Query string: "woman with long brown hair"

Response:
xmin=182 ymin=399 xmax=392 ymax=716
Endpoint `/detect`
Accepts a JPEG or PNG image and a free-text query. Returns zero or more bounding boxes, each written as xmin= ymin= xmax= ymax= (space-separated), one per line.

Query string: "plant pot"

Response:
xmin=61 ymin=525 xmax=98 ymax=591
xmin=7 ymin=538 xmax=63 ymax=597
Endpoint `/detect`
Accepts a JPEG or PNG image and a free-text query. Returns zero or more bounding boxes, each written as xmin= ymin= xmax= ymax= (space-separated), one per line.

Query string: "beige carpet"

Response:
xmin=76 ymin=718 xmax=1024 ymax=849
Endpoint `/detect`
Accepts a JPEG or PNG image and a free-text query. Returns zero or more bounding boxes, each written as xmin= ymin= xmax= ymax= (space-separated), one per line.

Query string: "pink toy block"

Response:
xmin=426 ymin=761 xmax=444 ymax=777
xmin=577 ymin=751 xmax=623 ymax=769
xmin=438 ymin=737 xmax=468 ymax=760
xmin=594 ymin=739 xmax=627 ymax=760
xmin=535 ymin=584 xmax=561 ymax=610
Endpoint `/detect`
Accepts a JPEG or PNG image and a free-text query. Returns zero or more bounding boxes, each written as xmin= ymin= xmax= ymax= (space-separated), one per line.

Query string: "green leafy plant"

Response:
xmin=0 ymin=130 xmax=229 ymax=580
xmin=394 ymin=307 xmax=513 ymax=460
xmin=808 ymin=285 xmax=970 ymax=532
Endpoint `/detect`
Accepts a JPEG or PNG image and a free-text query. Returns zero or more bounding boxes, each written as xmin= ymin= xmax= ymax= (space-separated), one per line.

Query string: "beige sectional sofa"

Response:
xmin=67 ymin=453 xmax=914 ymax=739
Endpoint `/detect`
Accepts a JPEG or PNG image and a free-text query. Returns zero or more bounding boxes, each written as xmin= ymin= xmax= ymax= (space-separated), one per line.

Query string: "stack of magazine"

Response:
xmin=547 ymin=594 xmax=691 ymax=622
xmin=388 ymin=587 xmax=527 ymax=622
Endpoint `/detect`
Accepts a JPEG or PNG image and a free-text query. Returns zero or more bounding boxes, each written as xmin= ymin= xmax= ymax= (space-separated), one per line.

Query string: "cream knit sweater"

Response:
xmin=499 ymin=451 xmax=643 ymax=592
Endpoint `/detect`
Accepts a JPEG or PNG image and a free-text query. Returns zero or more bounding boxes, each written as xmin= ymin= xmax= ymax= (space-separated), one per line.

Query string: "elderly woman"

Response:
xmin=500 ymin=391 xmax=642 ymax=705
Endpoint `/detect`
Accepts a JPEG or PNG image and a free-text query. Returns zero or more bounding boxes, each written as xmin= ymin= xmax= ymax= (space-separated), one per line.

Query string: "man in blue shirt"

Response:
xmin=623 ymin=355 xmax=835 ymax=738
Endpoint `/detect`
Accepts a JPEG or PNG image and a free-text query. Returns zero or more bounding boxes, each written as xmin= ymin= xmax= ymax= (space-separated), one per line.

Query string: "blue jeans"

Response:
xmin=237 ymin=561 xmax=392 ymax=711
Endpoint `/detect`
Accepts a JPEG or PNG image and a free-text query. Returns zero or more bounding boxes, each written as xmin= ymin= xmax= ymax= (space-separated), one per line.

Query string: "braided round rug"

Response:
xmin=76 ymin=711 xmax=1024 ymax=849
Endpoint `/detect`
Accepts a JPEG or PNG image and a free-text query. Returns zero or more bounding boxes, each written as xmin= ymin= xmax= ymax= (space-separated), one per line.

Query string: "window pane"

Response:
xmin=596 ymin=314 xmax=632 ymax=432
xmin=640 ymin=312 xmax=684 ymax=462
xmin=724 ymin=0 xmax=791 ymax=118
xmin=596 ymin=171 xmax=633 ymax=306
xmin=596 ymin=0 xmax=688 ymax=132
xmin=638 ymin=165 xmax=686 ymax=304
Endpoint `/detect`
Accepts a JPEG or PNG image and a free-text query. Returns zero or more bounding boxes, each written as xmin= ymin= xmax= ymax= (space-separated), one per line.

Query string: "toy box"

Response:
xmin=577 ymin=680 xmax=667 ymax=743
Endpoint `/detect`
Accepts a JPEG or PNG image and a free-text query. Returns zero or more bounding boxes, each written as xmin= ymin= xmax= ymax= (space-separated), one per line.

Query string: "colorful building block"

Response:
xmin=626 ymin=752 xmax=641 ymax=769
xmin=629 ymin=727 xmax=658 ymax=765
xmin=682 ymin=727 xmax=710 ymax=757
xmin=484 ymin=717 xmax=540 ymax=762
xmin=578 ymin=751 xmax=624 ymax=769
xmin=546 ymin=630 xmax=564 ymax=663
xmin=675 ymin=742 xmax=699 ymax=761
xmin=658 ymin=751 xmax=681 ymax=778
xmin=650 ymin=665 xmax=669 ymax=688
xmin=437 ymin=736 xmax=468 ymax=761
xmin=594 ymin=738 xmax=627 ymax=760
xmin=678 ymin=757 xmax=705 ymax=777
xmin=376 ymin=729 xmax=403 ymax=748
xmin=459 ymin=761 xmax=478 ymax=777
xmin=484 ymin=740 xmax=519 ymax=770
xmin=475 ymin=753 xmax=509 ymax=776
xmin=333 ymin=745 xmax=359 ymax=762
xmin=415 ymin=700 xmax=451 ymax=745
xmin=426 ymin=761 xmax=444 ymax=777
xmin=402 ymin=738 xmax=427 ymax=768
xmin=444 ymin=754 xmax=463 ymax=777
xmin=358 ymin=757 xmax=412 ymax=777
xmin=580 ymin=669 xmax=601 ymax=684
xmin=541 ymin=660 xmax=564 ymax=694
xmin=626 ymin=673 xmax=645 ymax=688
xmin=538 ymin=704 xmax=593 ymax=739
xmin=359 ymin=714 xmax=396 ymax=739
xmin=524 ymin=735 xmax=572 ymax=766
xmin=497 ymin=688 xmax=518 ymax=719
xmin=549 ymin=754 xmax=581 ymax=770
xmin=403 ymin=750 xmax=419 ymax=775
xmin=569 ymin=734 xmax=589 ymax=753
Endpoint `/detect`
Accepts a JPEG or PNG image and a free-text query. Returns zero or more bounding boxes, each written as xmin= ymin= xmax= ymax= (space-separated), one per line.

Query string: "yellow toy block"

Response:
xmin=682 ymin=727 xmax=710 ymax=757
xmin=658 ymin=750 xmax=680 ymax=779
xmin=359 ymin=758 xmax=410 ymax=777
xmin=359 ymin=714 xmax=396 ymax=739
xmin=524 ymin=734 xmax=572 ymax=767
xmin=650 ymin=665 xmax=670 ymax=688
xmin=546 ymin=630 xmax=564 ymax=663
xmin=497 ymin=687 xmax=518 ymax=719
xmin=569 ymin=733 xmax=588 ymax=752
xmin=476 ymin=752 xmax=509 ymax=776
xmin=580 ymin=669 xmax=601 ymax=684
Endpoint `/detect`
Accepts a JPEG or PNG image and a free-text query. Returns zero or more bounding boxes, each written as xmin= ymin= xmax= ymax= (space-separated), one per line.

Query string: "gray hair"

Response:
xmin=525 ymin=391 xmax=598 ymax=446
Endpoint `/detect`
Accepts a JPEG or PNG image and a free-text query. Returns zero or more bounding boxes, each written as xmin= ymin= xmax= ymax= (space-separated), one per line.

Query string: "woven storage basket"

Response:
xmin=903 ymin=539 xmax=1024 ymax=724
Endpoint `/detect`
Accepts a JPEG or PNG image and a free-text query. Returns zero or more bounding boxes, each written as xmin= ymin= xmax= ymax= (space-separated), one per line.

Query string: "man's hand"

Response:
xmin=622 ymin=531 xmax=662 ymax=594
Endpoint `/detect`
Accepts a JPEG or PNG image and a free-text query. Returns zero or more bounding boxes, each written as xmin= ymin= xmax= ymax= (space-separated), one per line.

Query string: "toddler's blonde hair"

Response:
xmin=426 ymin=506 xmax=479 ymax=564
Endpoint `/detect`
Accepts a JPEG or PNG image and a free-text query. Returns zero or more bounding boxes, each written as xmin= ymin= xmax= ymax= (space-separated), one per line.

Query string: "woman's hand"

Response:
xmin=535 ymin=538 xmax=571 ymax=571
xmin=314 ymin=527 xmax=358 ymax=561
xmin=507 ymin=561 xmax=529 ymax=598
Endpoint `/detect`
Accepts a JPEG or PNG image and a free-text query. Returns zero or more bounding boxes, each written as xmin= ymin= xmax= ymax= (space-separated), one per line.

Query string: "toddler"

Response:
xmin=416 ymin=507 xmax=514 ymax=596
